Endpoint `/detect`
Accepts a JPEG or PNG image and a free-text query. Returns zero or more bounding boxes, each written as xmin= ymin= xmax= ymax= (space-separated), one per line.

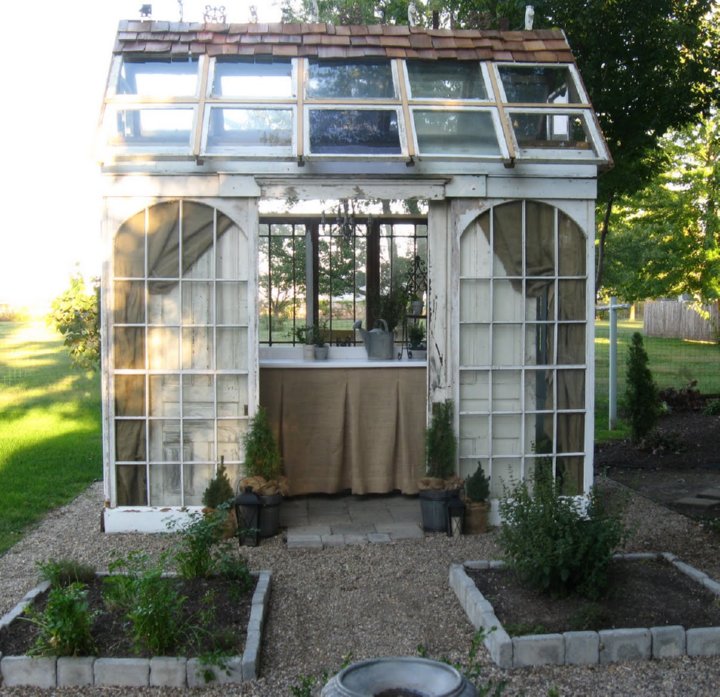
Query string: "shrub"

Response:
xmin=498 ymin=471 xmax=625 ymax=600
xmin=426 ymin=399 xmax=457 ymax=480
xmin=26 ymin=582 xmax=96 ymax=656
xmin=38 ymin=559 xmax=96 ymax=587
xmin=703 ymin=398 xmax=720 ymax=416
xmin=202 ymin=460 xmax=235 ymax=509
xmin=625 ymin=332 xmax=660 ymax=442
xmin=244 ymin=407 xmax=282 ymax=480
xmin=465 ymin=464 xmax=490 ymax=502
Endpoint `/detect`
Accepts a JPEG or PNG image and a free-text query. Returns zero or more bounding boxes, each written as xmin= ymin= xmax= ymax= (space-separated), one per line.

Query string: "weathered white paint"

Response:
xmin=103 ymin=507 xmax=202 ymax=534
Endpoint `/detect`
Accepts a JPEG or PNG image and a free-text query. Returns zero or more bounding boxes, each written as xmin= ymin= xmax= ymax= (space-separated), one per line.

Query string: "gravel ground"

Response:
xmin=2 ymin=478 xmax=720 ymax=696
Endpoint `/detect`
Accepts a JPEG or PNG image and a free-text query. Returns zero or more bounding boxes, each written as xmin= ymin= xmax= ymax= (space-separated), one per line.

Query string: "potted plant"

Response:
xmin=239 ymin=406 xmax=288 ymax=538
xmin=463 ymin=463 xmax=491 ymax=534
xmin=296 ymin=323 xmax=329 ymax=360
xmin=418 ymin=399 xmax=463 ymax=532
xmin=408 ymin=321 xmax=426 ymax=359
xmin=294 ymin=325 xmax=316 ymax=361
xmin=201 ymin=458 xmax=237 ymax=539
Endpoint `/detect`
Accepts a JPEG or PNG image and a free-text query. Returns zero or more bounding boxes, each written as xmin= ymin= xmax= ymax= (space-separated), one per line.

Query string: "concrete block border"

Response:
xmin=450 ymin=552 xmax=720 ymax=668
xmin=0 ymin=570 xmax=271 ymax=688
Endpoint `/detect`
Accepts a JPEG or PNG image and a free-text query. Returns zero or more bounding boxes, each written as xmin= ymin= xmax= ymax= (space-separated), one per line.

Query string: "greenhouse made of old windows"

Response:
xmin=99 ymin=20 xmax=611 ymax=532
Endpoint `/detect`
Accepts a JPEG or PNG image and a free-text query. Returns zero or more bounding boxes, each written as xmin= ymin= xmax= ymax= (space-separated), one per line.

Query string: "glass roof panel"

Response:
xmin=306 ymin=59 xmax=396 ymax=99
xmin=413 ymin=109 xmax=500 ymax=156
xmin=205 ymin=107 xmax=293 ymax=152
xmin=212 ymin=58 xmax=294 ymax=98
xmin=117 ymin=58 xmax=199 ymax=97
xmin=407 ymin=60 xmax=488 ymax=100
xmin=106 ymin=107 xmax=194 ymax=147
xmin=498 ymin=65 xmax=582 ymax=104
xmin=510 ymin=110 xmax=593 ymax=150
xmin=308 ymin=109 xmax=401 ymax=154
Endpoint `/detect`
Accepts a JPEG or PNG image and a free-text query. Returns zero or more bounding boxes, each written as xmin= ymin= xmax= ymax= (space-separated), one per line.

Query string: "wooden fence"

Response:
xmin=644 ymin=300 xmax=719 ymax=342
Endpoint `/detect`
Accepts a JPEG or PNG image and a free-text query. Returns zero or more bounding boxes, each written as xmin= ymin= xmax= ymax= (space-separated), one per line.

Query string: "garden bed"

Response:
xmin=451 ymin=553 xmax=720 ymax=668
xmin=0 ymin=571 xmax=271 ymax=688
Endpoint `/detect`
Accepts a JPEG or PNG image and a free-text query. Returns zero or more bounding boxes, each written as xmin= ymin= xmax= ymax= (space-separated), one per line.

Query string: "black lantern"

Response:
xmin=447 ymin=497 xmax=465 ymax=538
xmin=235 ymin=487 xmax=261 ymax=547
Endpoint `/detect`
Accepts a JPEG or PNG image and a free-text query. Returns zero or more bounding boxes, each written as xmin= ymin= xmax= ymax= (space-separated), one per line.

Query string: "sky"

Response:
xmin=0 ymin=0 xmax=282 ymax=312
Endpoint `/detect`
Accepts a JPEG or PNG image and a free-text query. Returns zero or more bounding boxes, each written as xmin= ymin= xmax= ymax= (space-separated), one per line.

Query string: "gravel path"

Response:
xmin=2 ymin=478 xmax=720 ymax=696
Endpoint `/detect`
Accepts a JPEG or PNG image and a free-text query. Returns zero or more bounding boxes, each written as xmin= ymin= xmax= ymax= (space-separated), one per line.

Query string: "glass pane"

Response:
xmin=217 ymin=328 xmax=247 ymax=369
xmin=114 ymin=212 xmax=145 ymax=278
xmin=148 ymin=327 xmax=180 ymax=370
xmin=525 ymin=201 xmax=555 ymax=276
xmin=206 ymin=108 xmax=293 ymax=151
xmin=489 ymin=458 xmax=519 ymax=498
xmin=492 ymin=414 xmax=521 ymax=455
xmin=149 ymin=375 xmax=180 ymax=417
xmin=182 ymin=202 xmax=215 ymax=278
xmin=108 ymin=108 xmax=194 ymax=146
xmin=148 ymin=284 xmax=180 ymax=324
xmin=183 ymin=374 xmax=214 ymax=418
xmin=114 ymin=281 xmax=145 ymax=324
xmin=183 ymin=328 xmax=213 ymax=369
xmin=559 ymin=280 xmax=586 ymax=320
xmin=525 ymin=280 xmax=554 ymax=321
xmin=556 ymin=456 xmax=583 ymax=495
xmin=459 ymin=324 xmax=490 ymax=366
xmin=525 ymin=369 xmax=554 ymax=411
xmin=217 ymin=375 xmax=248 ymax=417
xmin=492 ymin=370 xmax=521 ymax=411
xmin=407 ymin=60 xmax=487 ymax=100
xmin=217 ymin=282 xmax=248 ymax=325
xmin=557 ymin=414 xmax=584 ymax=453
xmin=511 ymin=111 xmax=592 ymax=149
xmin=493 ymin=279 xmax=523 ymax=321
xmin=184 ymin=463 xmax=213 ymax=505
xmin=114 ymin=327 xmax=145 ymax=369
xmin=115 ymin=420 xmax=146 ymax=461
xmin=182 ymin=282 xmax=213 ymax=325
xmin=459 ymin=414 xmax=489 ymax=457
xmin=307 ymin=59 xmax=395 ymax=99
xmin=148 ymin=202 xmax=180 ymax=278
xmin=116 ymin=464 xmax=147 ymax=505
xmin=525 ymin=323 xmax=553 ymax=366
xmin=460 ymin=279 xmax=491 ymax=322
xmin=558 ymin=212 xmax=586 ymax=276
xmin=117 ymin=59 xmax=198 ymax=96
xmin=527 ymin=414 xmax=554 ymax=455
xmin=149 ymin=419 xmax=181 ymax=462
xmin=557 ymin=324 xmax=585 ymax=364
xmin=212 ymin=58 xmax=293 ymax=97
xmin=309 ymin=109 xmax=401 ymax=154
xmin=557 ymin=369 xmax=585 ymax=410
xmin=460 ymin=212 xmax=491 ymax=278
xmin=115 ymin=375 xmax=145 ymax=416
xmin=148 ymin=464 xmax=181 ymax=505
xmin=184 ymin=420 xmax=214 ymax=462
xmin=498 ymin=65 xmax=582 ymax=104
xmin=217 ymin=220 xmax=242 ymax=279
xmin=492 ymin=202 xmax=522 ymax=276
xmin=413 ymin=110 xmax=500 ymax=155
xmin=460 ymin=370 xmax=489 ymax=412
xmin=218 ymin=419 xmax=244 ymax=462
xmin=492 ymin=325 xmax=523 ymax=366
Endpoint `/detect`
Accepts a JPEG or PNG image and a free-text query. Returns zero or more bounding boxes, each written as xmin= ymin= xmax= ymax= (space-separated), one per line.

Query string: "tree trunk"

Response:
xmin=595 ymin=191 xmax=615 ymax=294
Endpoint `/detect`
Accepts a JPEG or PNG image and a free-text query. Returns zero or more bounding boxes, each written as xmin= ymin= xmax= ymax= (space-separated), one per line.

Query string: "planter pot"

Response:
xmin=464 ymin=501 xmax=490 ymax=534
xmin=259 ymin=493 xmax=283 ymax=538
xmin=411 ymin=300 xmax=424 ymax=316
xmin=314 ymin=345 xmax=329 ymax=360
xmin=303 ymin=345 xmax=315 ymax=361
xmin=419 ymin=489 xmax=455 ymax=532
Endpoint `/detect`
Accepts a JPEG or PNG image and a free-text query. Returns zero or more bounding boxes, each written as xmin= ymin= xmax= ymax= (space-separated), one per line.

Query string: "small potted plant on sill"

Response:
xmin=463 ymin=463 xmax=491 ymax=534
xmin=418 ymin=399 xmax=463 ymax=532
xmin=408 ymin=322 xmax=426 ymax=360
xmin=201 ymin=457 xmax=237 ymax=539
xmin=238 ymin=406 xmax=288 ymax=539
xmin=296 ymin=323 xmax=329 ymax=360
xmin=294 ymin=325 xmax=316 ymax=361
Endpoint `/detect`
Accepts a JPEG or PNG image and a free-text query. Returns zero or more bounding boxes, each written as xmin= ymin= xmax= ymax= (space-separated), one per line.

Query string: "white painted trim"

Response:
xmin=103 ymin=506 xmax=203 ymax=533
xmin=257 ymin=178 xmax=448 ymax=201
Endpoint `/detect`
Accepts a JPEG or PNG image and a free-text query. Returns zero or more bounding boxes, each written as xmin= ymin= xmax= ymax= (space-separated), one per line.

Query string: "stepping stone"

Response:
xmin=697 ymin=488 xmax=720 ymax=500
xmin=675 ymin=497 xmax=720 ymax=509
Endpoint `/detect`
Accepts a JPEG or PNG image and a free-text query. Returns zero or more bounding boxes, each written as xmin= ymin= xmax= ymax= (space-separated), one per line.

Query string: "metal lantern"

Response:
xmin=235 ymin=487 xmax=261 ymax=547
xmin=447 ymin=497 xmax=465 ymax=538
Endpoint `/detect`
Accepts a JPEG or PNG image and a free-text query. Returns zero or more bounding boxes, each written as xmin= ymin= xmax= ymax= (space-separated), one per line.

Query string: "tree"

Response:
xmin=603 ymin=110 xmax=720 ymax=303
xmin=48 ymin=273 xmax=101 ymax=371
xmin=625 ymin=332 xmax=660 ymax=443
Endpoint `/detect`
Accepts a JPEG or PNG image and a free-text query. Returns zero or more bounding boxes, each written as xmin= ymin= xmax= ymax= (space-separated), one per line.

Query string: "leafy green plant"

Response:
xmin=498 ymin=471 xmax=626 ymax=600
xmin=625 ymin=332 xmax=660 ymax=442
xmin=202 ymin=460 xmax=235 ymax=509
xmin=38 ymin=558 xmax=96 ymax=588
xmin=704 ymin=398 xmax=720 ymax=416
xmin=294 ymin=323 xmax=328 ymax=347
xmin=244 ymin=406 xmax=282 ymax=481
xmin=409 ymin=322 xmax=426 ymax=348
xmin=465 ymin=464 xmax=490 ymax=502
xmin=425 ymin=399 xmax=457 ymax=480
xmin=25 ymin=582 xmax=96 ymax=656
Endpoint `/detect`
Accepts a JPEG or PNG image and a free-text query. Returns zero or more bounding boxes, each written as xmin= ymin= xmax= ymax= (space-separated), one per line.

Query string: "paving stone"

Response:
xmin=485 ymin=625 xmax=513 ymax=669
xmin=330 ymin=523 xmax=376 ymax=535
xmin=243 ymin=633 xmax=260 ymax=680
xmin=1 ymin=656 xmax=57 ymax=688
xmin=564 ymin=631 xmax=599 ymax=665
xmin=513 ymin=633 xmax=564 ymax=667
xmin=675 ymin=496 xmax=720 ymax=509
xmin=702 ymin=577 xmax=720 ymax=595
xmin=651 ymin=626 xmax=686 ymax=659
xmin=671 ymin=559 xmax=709 ymax=583
xmin=698 ymin=488 xmax=720 ymax=500
xmin=599 ymin=629 xmax=651 ymax=663
xmin=687 ymin=627 xmax=720 ymax=656
xmin=150 ymin=657 xmax=187 ymax=688
xmin=286 ymin=533 xmax=323 ymax=549
xmin=57 ymin=657 xmax=95 ymax=687
xmin=368 ymin=532 xmax=391 ymax=544
xmin=213 ymin=656 xmax=244 ymax=685
xmin=344 ymin=534 xmax=369 ymax=545
xmin=321 ymin=533 xmax=346 ymax=547
xmin=376 ymin=522 xmax=423 ymax=539
xmin=94 ymin=658 xmax=149 ymax=687
xmin=288 ymin=525 xmax=332 ymax=536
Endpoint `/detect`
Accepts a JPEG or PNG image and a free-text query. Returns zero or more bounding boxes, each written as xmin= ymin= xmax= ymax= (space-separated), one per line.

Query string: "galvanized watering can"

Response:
xmin=353 ymin=319 xmax=395 ymax=360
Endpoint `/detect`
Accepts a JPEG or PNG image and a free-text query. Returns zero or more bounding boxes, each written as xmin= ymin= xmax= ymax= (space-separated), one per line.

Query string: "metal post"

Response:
xmin=609 ymin=296 xmax=618 ymax=429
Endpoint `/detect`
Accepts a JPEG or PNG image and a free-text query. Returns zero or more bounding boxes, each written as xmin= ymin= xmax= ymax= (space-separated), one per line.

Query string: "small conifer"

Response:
xmin=625 ymin=332 xmax=660 ymax=442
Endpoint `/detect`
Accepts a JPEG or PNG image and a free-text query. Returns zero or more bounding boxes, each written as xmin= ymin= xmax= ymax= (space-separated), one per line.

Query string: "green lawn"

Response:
xmin=0 ymin=322 xmax=102 ymax=555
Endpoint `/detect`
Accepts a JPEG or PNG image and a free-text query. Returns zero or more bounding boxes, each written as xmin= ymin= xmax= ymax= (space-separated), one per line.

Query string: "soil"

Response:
xmin=0 ymin=576 xmax=253 ymax=658
xmin=468 ymin=557 xmax=720 ymax=636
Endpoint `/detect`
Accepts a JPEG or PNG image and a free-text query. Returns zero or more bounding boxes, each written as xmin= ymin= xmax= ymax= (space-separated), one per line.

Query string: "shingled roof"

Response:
xmin=114 ymin=20 xmax=575 ymax=63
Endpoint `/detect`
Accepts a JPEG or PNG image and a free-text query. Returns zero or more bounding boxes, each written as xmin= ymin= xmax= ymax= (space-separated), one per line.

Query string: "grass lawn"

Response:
xmin=0 ymin=322 xmax=102 ymax=555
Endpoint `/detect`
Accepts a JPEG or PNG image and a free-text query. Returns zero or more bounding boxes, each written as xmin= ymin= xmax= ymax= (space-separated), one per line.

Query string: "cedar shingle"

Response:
xmin=273 ymin=45 xmax=299 ymax=56
xmin=317 ymin=46 xmax=351 ymax=59
xmin=409 ymin=33 xmax=433 ymax=49
xmin=385 ymin=47 xmax=407 ymax=58
xmin=145 ymin=41 xmax=173 ymax=52
xmin=379 ymin=35 xmax=410 ymax=47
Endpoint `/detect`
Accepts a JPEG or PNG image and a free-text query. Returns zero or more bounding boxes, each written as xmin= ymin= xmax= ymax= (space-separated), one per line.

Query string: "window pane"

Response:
xmin=149 ymin=464 xmax=181 ymax=505
xmin=309 ymin=110 xmax=401 ymax=154
xmin=525 ymin=369 xmax=554 ymax=411
xmin=510 ymin=112 xmax=592 ymax=149
xmin=183 ymin=374 xmax=214 ymax=418
xmin=557 ymin=324 xmax=585 ymax=364
xmin=108 ymin=108 xmax=194 ymax=146
xmin=149 ymin=375 xmax=180 ymax=417
xmin=114 ymin=281 xmax=145 ymax=324
xmin=307 ymin=59 xmax=395 ymax=99
xmin=413 ymin=110 xmax=500 ymax=155
xmin=116 ymin=420 xmax=146 ymax=461
xmin=212 ymin=58 xmax=293 ymax=97
xmin=407 ymin=60 xmax=487 ymax=100
xmin=117 ymin=59 xmax=198 ymax=96
xmin=115 ymin=375 xmax=145 ymax=416
xmin=557 ymin=370 xmax=585 ymax=409
xmin=114 ymin=213 xmax=145 ymax=278
xmin=116 ymin=464 xmax=147 ymax=505
xmin=498 ymin=65 xmax=582 ymax=104
xmin=114 ymin=327 xmax=145 ymax=369
xmin=206 ymin=108 xmax=293 ymax=151
xmin=558 ymin=212 xmax=586 ymax=276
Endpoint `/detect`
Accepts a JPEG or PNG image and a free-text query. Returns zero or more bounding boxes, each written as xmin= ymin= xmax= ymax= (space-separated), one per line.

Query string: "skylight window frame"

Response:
xmin=107 ymin=55 xmax=205 ymax=100
xmin=402 ymin=60 xmax=495 ymax=103
xmin=493 ymin=62 xmax=590 ymax=107
xmin=208 ymin=56 xmax=297 ymax=101
xmin=303 ymin=57 xmax=400 ymax=102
